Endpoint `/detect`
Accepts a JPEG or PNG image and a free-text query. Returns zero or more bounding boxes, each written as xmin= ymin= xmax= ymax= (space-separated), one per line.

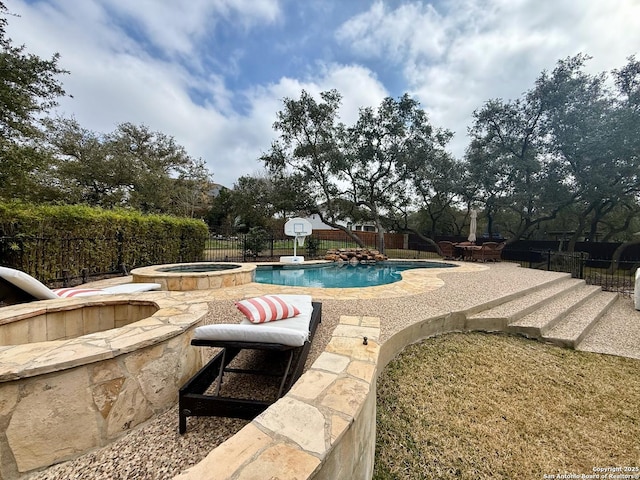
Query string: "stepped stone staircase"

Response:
xmin=465 ymin=274 xmax=619 ymax=349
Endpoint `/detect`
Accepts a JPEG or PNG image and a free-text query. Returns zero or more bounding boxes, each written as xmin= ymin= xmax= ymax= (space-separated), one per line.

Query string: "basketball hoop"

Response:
xmin=281 ymin=217 xmax=313 ymax=263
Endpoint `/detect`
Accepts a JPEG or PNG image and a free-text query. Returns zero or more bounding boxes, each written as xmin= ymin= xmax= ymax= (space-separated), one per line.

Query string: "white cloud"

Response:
xmin=336 ymin=0 xmax=640 ymax=157
xmin=92 ymin=0 xmax=282 ymax=58
xmin=336 ymin=1 xmax=447 ymax=63
xmin=5 ymin=0 xmax=639 ymax=189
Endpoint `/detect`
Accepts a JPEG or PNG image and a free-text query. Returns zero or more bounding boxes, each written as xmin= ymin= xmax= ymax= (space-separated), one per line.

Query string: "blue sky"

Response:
xmin=8 ymin=0 xmax=640 ymax=187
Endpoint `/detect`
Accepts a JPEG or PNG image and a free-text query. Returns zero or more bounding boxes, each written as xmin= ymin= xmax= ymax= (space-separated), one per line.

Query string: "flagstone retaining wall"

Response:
xmin=0 ymin=293 xmax=209 ymax=479
xmin=174 ymin=315 xmax=381 ymax=480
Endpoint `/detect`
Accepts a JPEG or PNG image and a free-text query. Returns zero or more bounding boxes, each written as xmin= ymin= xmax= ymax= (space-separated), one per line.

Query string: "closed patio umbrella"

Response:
xmin=468 ymin=209 xmax=477 ymax=243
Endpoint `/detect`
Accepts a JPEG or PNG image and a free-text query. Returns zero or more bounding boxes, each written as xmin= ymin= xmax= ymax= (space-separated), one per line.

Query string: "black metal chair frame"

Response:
xmin=178 ymin=302 xmax=322 ymax=434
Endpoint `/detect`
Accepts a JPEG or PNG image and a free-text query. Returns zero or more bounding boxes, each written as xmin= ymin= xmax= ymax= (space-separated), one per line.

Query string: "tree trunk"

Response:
xmin=405 ymin=228 xmax=440 ymax=254
xmin=315 ymin=212 xmax=366 ymax=247
xmin=608 ymin=237 xmax=640 ymax=274
xmin=375 ymin=218 xmax=385 ymax=254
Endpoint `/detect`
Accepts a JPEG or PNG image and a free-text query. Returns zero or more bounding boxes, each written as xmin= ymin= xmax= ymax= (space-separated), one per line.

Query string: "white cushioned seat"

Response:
xmin=193 ymin=295 xmax=314 ymax=347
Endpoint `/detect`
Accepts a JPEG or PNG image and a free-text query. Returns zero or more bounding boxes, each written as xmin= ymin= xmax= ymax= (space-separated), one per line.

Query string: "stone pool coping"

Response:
xmin=216 ymin=259 xmax=486 ymax=300
xmin=131 ymin=262 xmax=256 ymax=291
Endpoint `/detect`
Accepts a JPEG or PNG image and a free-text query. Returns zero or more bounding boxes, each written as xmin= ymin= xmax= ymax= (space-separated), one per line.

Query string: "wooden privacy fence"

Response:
xmin=312 ymin=229 xmax=408 ymax=249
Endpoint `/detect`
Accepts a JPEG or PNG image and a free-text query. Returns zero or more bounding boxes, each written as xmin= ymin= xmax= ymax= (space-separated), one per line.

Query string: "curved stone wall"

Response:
xmin=174 ymin=314 xmax=381 ymax=480
xmin=0 ymin=301 xmax=158 ymax=346
xmin=131 ymin=263 xmax=255 ymax=291
xmin=172 ymin=310 xmax=490 ymax=479
xmin=0 ymin=293 xmax=209 ymax=478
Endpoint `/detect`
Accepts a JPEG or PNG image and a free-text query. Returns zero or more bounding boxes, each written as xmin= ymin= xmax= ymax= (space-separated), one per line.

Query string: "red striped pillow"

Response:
xmin=52 ymin=288 xmax=106 ymax=298
xmin=235 ymin=295 xmax=301 ymax=323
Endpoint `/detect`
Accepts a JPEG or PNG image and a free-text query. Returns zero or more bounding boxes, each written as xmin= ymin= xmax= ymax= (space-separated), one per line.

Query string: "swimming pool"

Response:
xmin=255 ymin=261 xmax=455 ymax=288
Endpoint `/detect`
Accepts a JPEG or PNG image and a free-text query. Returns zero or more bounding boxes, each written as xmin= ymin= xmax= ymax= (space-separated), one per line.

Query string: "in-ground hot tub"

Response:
xmin=0 ymin=293 xmax=209 ymax=478
xmin=131 ymin=262 xmax=255 ymax=291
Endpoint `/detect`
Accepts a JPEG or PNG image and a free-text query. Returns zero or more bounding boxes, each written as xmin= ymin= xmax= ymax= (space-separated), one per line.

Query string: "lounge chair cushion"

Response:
xmin=235 ymin=295 xmax=301 ymax=323
xmin=53 ymin=285 xmax=163 ymax=297
xmin=194 ymin=295 xmax=313 ymax=347
xmin=52 ymin=287 xmax=111 ymax=297
xmin=0 ymin=266 xmax=161 ymax=300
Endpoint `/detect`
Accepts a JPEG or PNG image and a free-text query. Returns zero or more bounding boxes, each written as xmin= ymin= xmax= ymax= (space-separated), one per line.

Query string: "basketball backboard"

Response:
xmin=284 ymin=217 xmax=312 ymax=237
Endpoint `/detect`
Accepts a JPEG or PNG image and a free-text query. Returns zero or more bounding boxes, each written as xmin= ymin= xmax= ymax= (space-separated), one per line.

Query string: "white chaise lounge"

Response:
xmin=179 ymin=294 xmax=322 ymax=433
xmin=0 ymin=266 xmax=161 ymax=301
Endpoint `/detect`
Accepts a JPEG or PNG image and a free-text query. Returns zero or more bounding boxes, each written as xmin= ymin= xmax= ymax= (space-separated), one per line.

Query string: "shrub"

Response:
xmin=243 ymin=227 xmax=268 ymax=258
xmin=0 ymin=201 xmax=208 ymax=282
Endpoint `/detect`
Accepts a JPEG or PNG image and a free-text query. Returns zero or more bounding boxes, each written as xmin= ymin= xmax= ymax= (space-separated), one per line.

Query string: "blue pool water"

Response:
xmin=255 ymin=261 xmax=455 ymax=288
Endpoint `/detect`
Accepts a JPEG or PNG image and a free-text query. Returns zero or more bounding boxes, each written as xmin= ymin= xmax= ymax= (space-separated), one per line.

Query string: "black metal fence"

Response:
xmin=503 ymin=248 xmax=638 ymax=296
xmin=1 ymin=234 xmax=638 ymax=294
xmin=0 ymin=233 xmax=385 ymax=286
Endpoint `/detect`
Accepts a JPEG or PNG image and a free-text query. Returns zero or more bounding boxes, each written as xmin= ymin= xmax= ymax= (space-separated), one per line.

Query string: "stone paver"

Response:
xmin=255 ymin=397 xmax=326 ymax=454
xmin=288 ymin=369 xmax=338 ymax=400
xmin=310 ymin=352 xmax=351 ymax=374
xmin=234 ymin=444 xmax=321 ymax=480
xmin=173 ymin=424 xmax=272 ymax=480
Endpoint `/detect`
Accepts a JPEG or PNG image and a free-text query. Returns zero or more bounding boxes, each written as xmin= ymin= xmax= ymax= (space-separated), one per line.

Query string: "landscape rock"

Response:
xmin=324 ymin=248 xmax=388 ymax=262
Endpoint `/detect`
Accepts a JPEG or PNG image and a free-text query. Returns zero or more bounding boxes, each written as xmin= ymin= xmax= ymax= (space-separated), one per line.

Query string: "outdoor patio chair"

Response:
xmin=178 ymin=294 xmax=322 ymax=433
xmin=470 ymin=242 xmax=505 ymax=262
xmin=437 ymin=241 xmax=457 ymax=260
xmin=0 ymin=266 xmax=161 ymax=304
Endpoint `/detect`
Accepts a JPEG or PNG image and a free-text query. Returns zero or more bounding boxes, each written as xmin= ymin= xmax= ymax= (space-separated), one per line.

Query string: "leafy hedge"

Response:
xmin=0 ymin=202 xmax=208 ymax=283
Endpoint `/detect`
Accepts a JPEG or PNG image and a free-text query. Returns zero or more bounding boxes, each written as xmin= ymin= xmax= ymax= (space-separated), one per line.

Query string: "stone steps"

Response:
xmin=465 ymin=277 xmax=618 ymax=347
xmin=465 ymin=278 xmax=585 ymax=331
xmin=542 ymin=291 xmax=618 ymax=348
xmin=508 ymin=284 xmax=602 ymax=338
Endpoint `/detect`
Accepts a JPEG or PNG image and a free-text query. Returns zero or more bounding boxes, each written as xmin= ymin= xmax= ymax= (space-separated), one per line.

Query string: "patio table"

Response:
xmin=454 ymin=243 xmax=481 ymax=261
